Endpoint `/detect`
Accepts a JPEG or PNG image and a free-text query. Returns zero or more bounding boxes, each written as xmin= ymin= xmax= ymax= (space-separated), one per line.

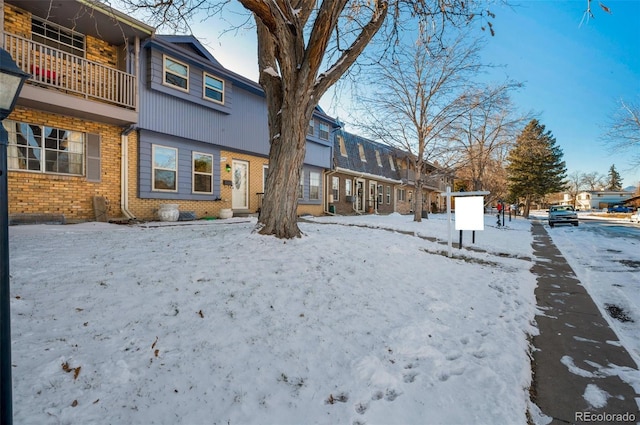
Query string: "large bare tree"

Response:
xmin=116 ymin=0 xmax=497 ymax=237
xmin=356 ymin=31 xmax=485 ymax=222
xmin=602 ymin=98 xmax=640 ymax=169
xmin=444 ymin=85 xmax=527 ymax=206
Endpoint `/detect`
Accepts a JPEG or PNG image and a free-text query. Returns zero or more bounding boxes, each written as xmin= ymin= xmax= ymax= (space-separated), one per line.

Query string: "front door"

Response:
xmin=369 ymin=180 xmax=377 ymax=212
xmin=232 ymin=160 xmax=249 ymax=210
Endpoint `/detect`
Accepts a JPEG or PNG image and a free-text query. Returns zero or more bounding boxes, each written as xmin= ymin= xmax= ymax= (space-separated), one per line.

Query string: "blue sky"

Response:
xmin=183 ymin=1 xmax=640 ymax=188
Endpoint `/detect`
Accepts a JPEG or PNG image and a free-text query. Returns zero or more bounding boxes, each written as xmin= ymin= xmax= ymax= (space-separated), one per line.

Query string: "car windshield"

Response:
xmin=551 ymin=206 xmax=574 ymax=212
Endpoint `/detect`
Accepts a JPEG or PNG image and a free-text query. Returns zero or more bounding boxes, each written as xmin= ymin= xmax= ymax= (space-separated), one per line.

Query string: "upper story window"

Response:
xmin=389 ymin=156 xmax=396 ymax=171
xmin=32 ymin=17 xmax=85 ymax=58
xmin=338 ymin=136 xmax=347 ymax=157
xmin=310 ymin=172 xmax=321 ymax=200
xmin=203 ymin=73 xmax=224 ymax=103
xmin=164 ymin=55 xmax=189 ymax=92
xmin=4 ymin=120 xmax=84 ymax=175
xmin=319 ymin=123 xmax=330 ymax=140
xmin=358 ymin=144 xmax=366 ymax=162
xmin=308 ymin=120 xmax=314 ymax=136
xmin=375 ymin=150 xmax=383 ymax=167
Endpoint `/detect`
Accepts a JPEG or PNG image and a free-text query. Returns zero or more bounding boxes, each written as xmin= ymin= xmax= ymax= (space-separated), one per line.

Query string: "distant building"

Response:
xmin=574 ymin=190 xmax=635 ymax=211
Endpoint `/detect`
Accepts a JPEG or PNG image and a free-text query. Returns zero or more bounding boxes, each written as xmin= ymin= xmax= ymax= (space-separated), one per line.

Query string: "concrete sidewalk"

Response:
xmin=530 ymin=221 xmax=639 ymax=424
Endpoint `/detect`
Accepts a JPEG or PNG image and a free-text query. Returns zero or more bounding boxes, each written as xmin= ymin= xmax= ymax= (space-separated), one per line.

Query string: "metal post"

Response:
xmin=0 ymin=123 xmax=12 ymax=425
xmin=446 ymin=186 xmax=452 ymax=257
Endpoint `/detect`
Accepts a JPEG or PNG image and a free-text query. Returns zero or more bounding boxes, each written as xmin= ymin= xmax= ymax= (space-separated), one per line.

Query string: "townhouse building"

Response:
xmin=129 ymin=34 xmax=336 ymax=220
xmin=2 ymin=0 xmax=154 ymax=223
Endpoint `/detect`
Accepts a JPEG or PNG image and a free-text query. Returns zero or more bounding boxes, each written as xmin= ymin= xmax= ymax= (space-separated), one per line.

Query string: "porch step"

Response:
xmin=232 ymin=210 xmax=257 ymax=218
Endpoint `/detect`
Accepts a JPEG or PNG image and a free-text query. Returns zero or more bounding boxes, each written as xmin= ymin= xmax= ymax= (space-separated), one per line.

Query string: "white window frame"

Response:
xmin=332 ymin=176 xmax=339 ymax=202
xmin=299 ymin=172 xmax=305 ymax=199
xmin=4 ymin=120 xmax=85 ymax=176
xmin=319 ymin=123 xmax=330 ymax=140
xmin=358 ymin=144 xmax=366 ymax=162
xmin=398 ymin=189 xmax=406 ymax=201
xmin=377 ymin=184 xmax=383 ymax=204
xmin=308 ymin=120 xmax=314 ymax=136
xmin=345 ymin=179 xmax=352 ymax=196
xmin=338 ymin=135 xmax=348 ymax=157
xmin=389 ymin=156 xmax=396 ymax=171
xmin=203 ymin=73 xmax=224 ymax=104
xmin=192 ymin=151 xmax=213 ymax=194
xmin=31 ymin=17 xmax=85 ymax=58
xmin=262 ymin=165 xmax=269 ymax=192
xmin=152 ymin=145 xmax=178 ymax=192
xmin=376 ymin=150 xmax=383 ymax=167
xmin=163 ymin=55 xmax=189 ymax=92
xmin=386 ymin=186 xmax=391 ymax=204
xmin=310 ymin=171 xmax=321 ymax=200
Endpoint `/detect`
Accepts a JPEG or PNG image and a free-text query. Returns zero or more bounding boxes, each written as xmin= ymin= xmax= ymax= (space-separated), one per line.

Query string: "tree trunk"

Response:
xmin=413 ymin=168 xmax=424 ymax=222
xmin=258 ymin=105 xmax=311 ymax=239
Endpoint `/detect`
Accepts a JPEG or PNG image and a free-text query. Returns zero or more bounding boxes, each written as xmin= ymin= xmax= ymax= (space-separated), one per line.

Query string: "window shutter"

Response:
xmin=86 ymin=133 xmax=101 ymax=182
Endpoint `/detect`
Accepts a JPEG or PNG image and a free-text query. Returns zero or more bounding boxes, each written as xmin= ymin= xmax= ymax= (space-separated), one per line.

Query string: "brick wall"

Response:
xmin=7 ymin=107 xmax=123 ymax=222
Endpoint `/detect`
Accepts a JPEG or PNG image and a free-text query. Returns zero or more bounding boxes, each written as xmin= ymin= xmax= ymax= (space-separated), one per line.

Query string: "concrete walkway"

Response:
xmin=530 ymin=221 xmax=639 ymax=424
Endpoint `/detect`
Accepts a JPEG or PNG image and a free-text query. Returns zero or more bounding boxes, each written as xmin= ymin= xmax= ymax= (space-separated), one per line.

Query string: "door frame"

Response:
xmin=231 ymin=159 xmax=249 ymax=210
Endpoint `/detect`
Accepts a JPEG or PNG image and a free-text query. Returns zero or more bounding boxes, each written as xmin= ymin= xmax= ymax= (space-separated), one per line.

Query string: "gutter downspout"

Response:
xmin=121 ymin=125 xmax=136 ymax=220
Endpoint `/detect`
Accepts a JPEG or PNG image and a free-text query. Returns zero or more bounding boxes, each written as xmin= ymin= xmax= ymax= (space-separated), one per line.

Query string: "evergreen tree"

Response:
xmin=506 ymin=119 xmax=567 ymax=217
xmin=606 ymin=164 xmax=623 ymax=190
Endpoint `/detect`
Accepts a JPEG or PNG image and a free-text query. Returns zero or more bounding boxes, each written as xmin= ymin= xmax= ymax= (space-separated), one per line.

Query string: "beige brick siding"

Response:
xmin=7 ymin=107 xmax=123 ymax=222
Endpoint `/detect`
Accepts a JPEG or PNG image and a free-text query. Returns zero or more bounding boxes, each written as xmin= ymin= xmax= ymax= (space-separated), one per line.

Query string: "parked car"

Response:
xmin=608 ymin=205 xmax=632 ymax=213
xmin=631 ymin=211 xmax=640 ymax=223
xmin=548 ymin=205 xmax=579 ymax=227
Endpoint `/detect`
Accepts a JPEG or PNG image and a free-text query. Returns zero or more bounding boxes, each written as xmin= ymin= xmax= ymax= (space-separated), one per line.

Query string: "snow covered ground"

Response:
xmin=9 ymin=213 xmax=538 ymax=425
xmin=8 ymin=211 xmax=640 ymax=424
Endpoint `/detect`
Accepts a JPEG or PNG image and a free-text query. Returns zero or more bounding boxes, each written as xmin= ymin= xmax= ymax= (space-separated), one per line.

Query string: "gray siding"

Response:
xmin=138 ymin=130 xmax=221 ymax=200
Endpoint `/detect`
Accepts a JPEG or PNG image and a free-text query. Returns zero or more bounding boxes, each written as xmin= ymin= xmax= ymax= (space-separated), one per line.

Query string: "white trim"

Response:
xmin=334 ymin=167 xmax=403 ymax=185
xmin=203 ymin=72 xmax=225 ymax=104
xmin=192 ymin=151 xmax=214 ymax=194
xmin=163 ymin=54 xmax=189 ymax=93
xmin=152 ymin=144 xmax=178 ymax=192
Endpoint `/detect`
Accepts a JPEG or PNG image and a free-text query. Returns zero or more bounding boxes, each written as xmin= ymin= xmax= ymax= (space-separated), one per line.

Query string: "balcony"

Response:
xmin=4 ymin=32 xmax=138 ymax=124
xmin=399 ymin=169 xmax=449 ymax=191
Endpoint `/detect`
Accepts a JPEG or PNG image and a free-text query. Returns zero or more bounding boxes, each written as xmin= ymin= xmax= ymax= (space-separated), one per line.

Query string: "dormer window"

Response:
xmin=389 ymin=156 xmax=396 ymax=171
xmin=203 ymin=73 xmax=224 ymax=103
xmin=375 ymin=150 xmax=382 ymax=167
xmin=358 ymin=144 xmax=366 ymax=162
xmin=338 ymin=136 xmax=347 ymax=157
xmin=163 ymin=55 xmax=189 ymax=91
xmin=32 ymin=17 xmax=85 ymax=58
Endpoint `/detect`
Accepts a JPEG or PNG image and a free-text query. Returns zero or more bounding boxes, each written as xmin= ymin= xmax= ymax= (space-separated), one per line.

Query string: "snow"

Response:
xmin=5 ymin=211 xmax=631 ymax=424
xmin=262 ymin=66 xmax=280 ymax=78
xmin=583 ymin=384 xmax=609 ymax=409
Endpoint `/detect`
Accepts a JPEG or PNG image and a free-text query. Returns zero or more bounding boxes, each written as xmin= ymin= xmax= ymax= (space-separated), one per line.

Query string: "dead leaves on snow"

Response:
xmin=61 ymin=361 xmax=81 ymax=380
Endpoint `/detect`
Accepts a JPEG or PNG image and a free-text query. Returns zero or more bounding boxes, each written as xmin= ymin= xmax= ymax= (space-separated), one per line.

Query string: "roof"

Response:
xmin=334 ymin=129 xmax=400 ymax=181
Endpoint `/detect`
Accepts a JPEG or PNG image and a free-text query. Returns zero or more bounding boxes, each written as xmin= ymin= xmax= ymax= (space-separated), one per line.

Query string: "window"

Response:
xmin=310 ymin=172 xmax=321 ymax=200
xmin=319 ymin=123 xmax=330 ymax=140
xmin=332 ymin=176 xmax=339 ymax=202
xmin=386 ymin=186 xmax=391 ymax=204
xmin=32 ymin=17 xmax=85 ymax=57
xmin=203 ymin=73 xmax=224 ymax=103
xmin=192 ymin=152 xmax=213 ymax=194
xmin=398 ymin=189 xmax=406 ymax=201
xmin=4 ymin=120 xmax=84 ymax=175
xmin=358 ymin=144 xmax=366 ymax=162
xmin=389 ymin=156 xmax=396 ymax=171
xmin=164 ymin=55 xmax=189 ymax=91
xmin=308 ymin=120 xmax=314 ymax=136
xmin=338 ymin=136 xmax=347 ymax=157
xmin=152 ymin=145 xmax=178 ymax=191
xmin=345 ymin=179 xmax=352 ymax=196
xmin=299 ymin=172 xmax=305 ymax=199
xmin=262 ymin=165 xmax=269 ymax=192
xmin=376 ymin=150 xmax=383 ymax=167
xmin=377 ymin=184 xmax=383 ymax=204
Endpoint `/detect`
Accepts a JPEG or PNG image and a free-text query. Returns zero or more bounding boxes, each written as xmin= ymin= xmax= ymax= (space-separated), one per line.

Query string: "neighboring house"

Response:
xmin=2 ymin=0 xmax=154 ymax=223
xmin=574 ymin=190 xmax=635 ymax=211
xmin=330 ymin=129 xmax=402 ymax=215
xmin=128 ymin=34 xmax=336 ymax=220
xmin=394 ymin=152 xmax=452 ymax=214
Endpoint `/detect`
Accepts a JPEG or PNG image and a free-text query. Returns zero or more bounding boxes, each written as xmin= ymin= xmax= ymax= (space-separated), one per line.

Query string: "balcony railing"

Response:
xmin=400 ymin=169 xmax=449 ymax=191
xmin=3 ymin=33 xmax=137 ymax=110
